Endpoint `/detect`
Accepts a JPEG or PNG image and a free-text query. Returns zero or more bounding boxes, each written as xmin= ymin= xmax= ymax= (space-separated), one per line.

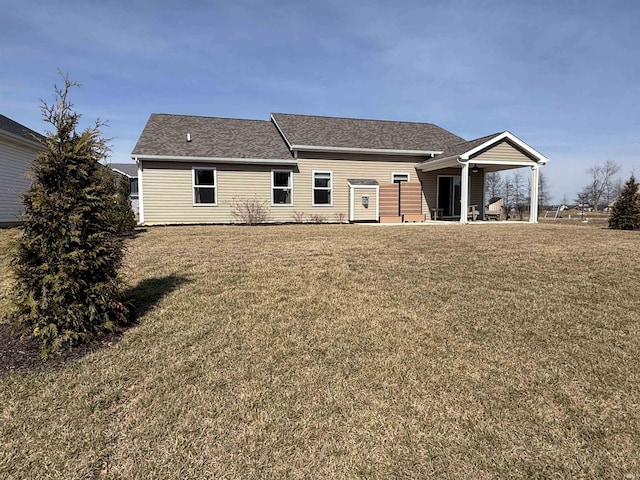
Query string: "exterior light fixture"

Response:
xmin=471 ymin=164 xmax=479 ymax=174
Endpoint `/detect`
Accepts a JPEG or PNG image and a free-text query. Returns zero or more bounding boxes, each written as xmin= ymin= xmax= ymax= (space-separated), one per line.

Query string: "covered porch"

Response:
xmin=415 ymin=131 xmax=549 ymax=224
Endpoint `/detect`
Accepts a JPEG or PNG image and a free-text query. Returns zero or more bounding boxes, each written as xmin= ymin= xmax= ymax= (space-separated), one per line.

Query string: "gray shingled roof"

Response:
xmin=0 ymin=114 xmax=44 ymax=143
xmin=110 ymin=163 xmax=138 ymax=177
xmin=271 ymin=113 xmax=465 ymax=152
xmin=428 ymin=133 xmax=502 ymax=161
xmin=132 ymin=114 xmax=293 ymax=159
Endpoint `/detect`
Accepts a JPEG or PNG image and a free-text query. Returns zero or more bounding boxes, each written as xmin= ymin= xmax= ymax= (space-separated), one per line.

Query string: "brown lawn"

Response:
xmin=0 ymin=223 xmax=638 ymax=479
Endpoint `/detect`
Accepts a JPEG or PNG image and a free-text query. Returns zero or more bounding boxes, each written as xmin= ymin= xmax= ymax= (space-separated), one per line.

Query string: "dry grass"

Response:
xmin=1 ymin=223 xmax=639 ymax=479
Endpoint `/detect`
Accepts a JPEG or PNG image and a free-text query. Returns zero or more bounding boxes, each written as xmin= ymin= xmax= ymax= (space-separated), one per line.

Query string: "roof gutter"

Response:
xmin=131 ymin=154 xmax=298 ymax=165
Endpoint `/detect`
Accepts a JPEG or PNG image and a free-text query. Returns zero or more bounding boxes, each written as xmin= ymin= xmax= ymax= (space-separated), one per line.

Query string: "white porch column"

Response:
xmin=529 ymin=164 xmax=540 ymax=223
xmin=460 ymin=162 xmax=469 ymax=224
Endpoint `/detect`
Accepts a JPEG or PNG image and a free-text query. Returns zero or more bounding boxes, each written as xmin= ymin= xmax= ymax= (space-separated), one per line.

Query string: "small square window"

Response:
xmin=392 ymin=173 xmax=410 ymax=183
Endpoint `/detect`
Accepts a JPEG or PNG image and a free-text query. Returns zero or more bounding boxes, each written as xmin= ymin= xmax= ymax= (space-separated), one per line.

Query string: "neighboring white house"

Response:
xmin=110 ymin=163 xmax=140 ymax=215
xmin=0 ymin=114 xmax=44 ymax=226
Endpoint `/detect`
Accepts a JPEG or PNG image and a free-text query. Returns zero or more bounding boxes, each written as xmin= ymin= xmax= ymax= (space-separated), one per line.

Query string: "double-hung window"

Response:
xmin=193 ymin=167 xmax=217 ymax=205
xmin=313 ymin=171 xmax=332 ymax=205
xmin=272 ymin=170 xmax=292 ymax=205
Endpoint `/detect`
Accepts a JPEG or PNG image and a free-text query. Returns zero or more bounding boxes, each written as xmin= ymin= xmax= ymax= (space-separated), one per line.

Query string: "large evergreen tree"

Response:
xmin=11 ymin=75 xmax=128 ymax=357
xmin=608 ymin=175 xmax=640 ymax=230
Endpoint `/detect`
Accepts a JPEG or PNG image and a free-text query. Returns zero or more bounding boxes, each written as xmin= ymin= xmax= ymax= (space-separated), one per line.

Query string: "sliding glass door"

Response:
xmin=437 ymin=176 xmax=461 ymax=217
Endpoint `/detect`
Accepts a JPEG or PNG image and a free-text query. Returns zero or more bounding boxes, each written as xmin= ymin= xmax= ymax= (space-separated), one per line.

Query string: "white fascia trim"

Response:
xmin=460 ymin=131 xmax=549 ymax=164
xmin=132 ymin=154 xmax=298 ymax=165
xmin=292 ymin=144 xmax=443 ymax=157
xmin=270 ymin=114 xmax=293 ymax=150
xmin=112 ymin=168 xmax=136 ymax=179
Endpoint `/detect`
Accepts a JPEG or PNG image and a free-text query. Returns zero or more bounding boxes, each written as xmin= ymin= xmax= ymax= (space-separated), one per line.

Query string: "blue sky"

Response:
xmin=2 ymin=0 xmax=638 ymax=202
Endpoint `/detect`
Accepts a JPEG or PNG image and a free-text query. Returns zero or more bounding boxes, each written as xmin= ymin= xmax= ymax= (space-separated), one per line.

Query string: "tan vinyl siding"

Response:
xmin=471 ymin=140 xmax=537 ymax=163
xmin=352 ymin=187 xmax=378 ymax=221
xmin=0 ymin=137 xmax=37 ymax=224
xmin=141 ymin=155 xmax=430 ymax=224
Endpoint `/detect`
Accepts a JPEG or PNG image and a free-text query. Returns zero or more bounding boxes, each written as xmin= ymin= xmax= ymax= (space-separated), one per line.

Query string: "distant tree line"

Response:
xmin=484 ymin=169 xmax=551 ymax=220
xmin=576 ymin=160 xmax=623 ymax=211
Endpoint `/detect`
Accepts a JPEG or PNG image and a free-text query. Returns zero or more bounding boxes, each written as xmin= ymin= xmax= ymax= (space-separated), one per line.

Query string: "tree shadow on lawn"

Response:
xmin=0 ymin=274 xmax=190 ymax=376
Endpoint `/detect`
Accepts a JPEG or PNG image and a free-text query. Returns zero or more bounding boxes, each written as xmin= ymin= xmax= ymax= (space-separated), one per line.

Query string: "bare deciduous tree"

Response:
xmin=583 ymin=160 xmax=620 ymax=211
xmin=512 ymin=171 xmax=526 ymax=220
xmin=484 ymin=171 xmax=504 ymax=204
xmin=538 ymin=170 xmax=552 ymax=210
xmin=502 ymin=175 xmax=514 ymax=220
xmin=606 ymin=177 xmax=624 ymax=207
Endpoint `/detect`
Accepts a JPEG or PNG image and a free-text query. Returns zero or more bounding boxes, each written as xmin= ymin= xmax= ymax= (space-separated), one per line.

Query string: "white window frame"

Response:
xmin=192 ymin=167 xmax=217 ymax=206
xmin=312 ymin=170 xmax=333 ymax=207
xmin=271 ymin=169 xmax=293 ymax=206
xmin=391 ymin=172 xmax=410 ymax=183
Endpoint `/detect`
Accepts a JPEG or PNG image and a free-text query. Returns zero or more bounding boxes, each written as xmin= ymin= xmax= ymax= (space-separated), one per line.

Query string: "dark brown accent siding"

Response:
xmin=379 ymin=182 xmax=422 ymax=217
